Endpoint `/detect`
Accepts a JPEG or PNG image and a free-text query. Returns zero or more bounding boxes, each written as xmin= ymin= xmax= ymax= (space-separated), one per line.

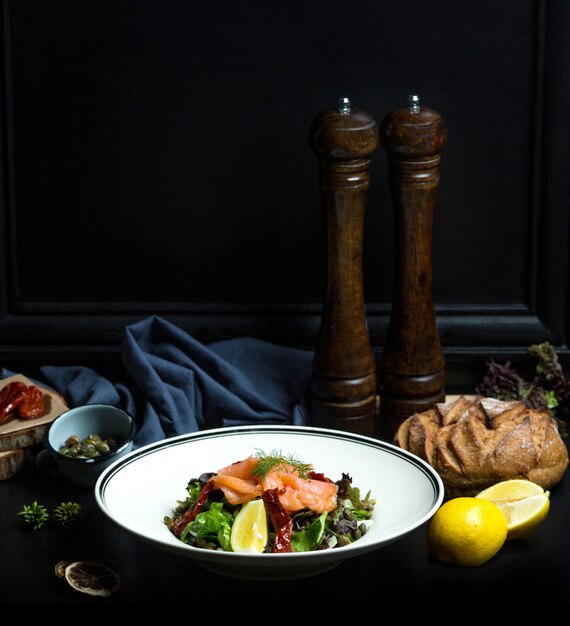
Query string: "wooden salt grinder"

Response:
xmin=309 ymin=97 xmax=378 ymax=436
xmin=379 ymin=95 xmax=447 ymax=437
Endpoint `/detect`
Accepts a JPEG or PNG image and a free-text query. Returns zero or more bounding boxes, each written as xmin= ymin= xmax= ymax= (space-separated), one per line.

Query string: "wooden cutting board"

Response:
xmin=0 ymin=374 xmax=68 ymax=453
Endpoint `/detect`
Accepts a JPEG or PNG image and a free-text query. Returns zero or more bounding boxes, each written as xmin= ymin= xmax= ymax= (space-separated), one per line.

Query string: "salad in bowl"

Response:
xmin=164 ymin=450 xmax=375 ymax=553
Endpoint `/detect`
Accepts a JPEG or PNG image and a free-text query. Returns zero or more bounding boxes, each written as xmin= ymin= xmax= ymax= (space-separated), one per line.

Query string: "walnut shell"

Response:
xmin=395 ymin=396 xmax=569 ymax=497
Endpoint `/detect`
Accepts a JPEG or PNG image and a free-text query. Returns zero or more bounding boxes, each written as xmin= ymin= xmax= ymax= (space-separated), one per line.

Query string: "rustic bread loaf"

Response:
xmin=395 ymin=395 xmax=569 ymax=496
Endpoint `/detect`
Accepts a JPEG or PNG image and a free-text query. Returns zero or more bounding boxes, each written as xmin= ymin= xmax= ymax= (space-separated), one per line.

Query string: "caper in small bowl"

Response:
xmin=45 ymin=404 xmax=135 ymax=487
xmin=58 ymin=433 xmax=120 ymax=459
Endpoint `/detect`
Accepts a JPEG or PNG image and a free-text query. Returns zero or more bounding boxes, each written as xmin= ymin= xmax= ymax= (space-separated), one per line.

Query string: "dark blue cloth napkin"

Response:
xmin=3 ymin=316 xmax=313 ymax=448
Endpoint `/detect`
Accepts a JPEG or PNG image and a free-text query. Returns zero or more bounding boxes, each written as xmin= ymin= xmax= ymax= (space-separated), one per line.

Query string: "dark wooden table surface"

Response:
xmin=2 ymin=437 xmax=569 ymax=603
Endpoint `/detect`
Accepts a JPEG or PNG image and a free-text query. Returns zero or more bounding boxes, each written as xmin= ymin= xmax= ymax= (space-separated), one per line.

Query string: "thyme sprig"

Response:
xmin=252 ymin=449 xmax=313 ymax=479
xmin=53 ymin=501 xmax=83 ymax=528
xmin=18 ymin=501 xmax=49 ymax=530
xmin=17 ymin=500 xmax=83 ymax=530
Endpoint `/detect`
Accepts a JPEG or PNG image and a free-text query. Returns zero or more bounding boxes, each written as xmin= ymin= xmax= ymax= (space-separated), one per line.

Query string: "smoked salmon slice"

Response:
xmin=209 ymin=455 xmax=338 ymax=513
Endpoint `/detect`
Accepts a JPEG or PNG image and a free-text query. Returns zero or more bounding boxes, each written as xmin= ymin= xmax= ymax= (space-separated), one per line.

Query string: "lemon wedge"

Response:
xmin=230 ymin=499 xmax=268 ymax=553
xmin=476 ymin=479 xmax=550 ymax=540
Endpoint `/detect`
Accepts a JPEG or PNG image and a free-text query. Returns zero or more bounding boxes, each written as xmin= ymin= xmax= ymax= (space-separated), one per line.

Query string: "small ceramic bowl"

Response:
xmin=45 ymin=404 xmax=135 ymax=487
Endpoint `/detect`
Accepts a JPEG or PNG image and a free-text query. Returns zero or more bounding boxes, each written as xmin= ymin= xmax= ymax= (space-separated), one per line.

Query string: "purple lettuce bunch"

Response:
xmin=476 ymin=342 xmax=570 ymax=421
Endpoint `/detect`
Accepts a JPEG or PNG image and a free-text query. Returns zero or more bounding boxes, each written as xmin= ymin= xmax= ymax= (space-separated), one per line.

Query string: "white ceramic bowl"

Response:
xmin=95 ymin=425 xmax=443 ymax=580
xmin=45 ymin=404 xmax=135 ymax=487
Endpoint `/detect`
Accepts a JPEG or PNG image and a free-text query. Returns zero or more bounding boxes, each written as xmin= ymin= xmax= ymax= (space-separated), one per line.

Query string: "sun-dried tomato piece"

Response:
xmin=171 ymin=481 xmax=216 ymax=538
xmin=18 ymin=385 xmax=46 ymax=419
xmin=262 ymin=488 xmax=293 ymax=553
xmin=0 ymin=382 xmax=27 ymax=422
xmin=308 ymin=470 xmax=334 ymax=483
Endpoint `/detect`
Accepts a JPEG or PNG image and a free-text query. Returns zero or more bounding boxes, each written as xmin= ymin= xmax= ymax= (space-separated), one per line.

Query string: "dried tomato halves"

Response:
xmin=262 ymin=488 xmax=293 ymax=553
xmin=0 ymin=381 xmax=46 ymax=422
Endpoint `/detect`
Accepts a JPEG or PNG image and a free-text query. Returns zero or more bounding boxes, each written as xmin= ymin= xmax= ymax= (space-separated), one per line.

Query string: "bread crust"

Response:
xmin=396 ymin=396 xmax=569 ymax=496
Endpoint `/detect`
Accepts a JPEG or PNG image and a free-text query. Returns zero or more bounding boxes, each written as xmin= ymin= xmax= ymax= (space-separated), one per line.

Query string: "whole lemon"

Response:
xmin=428 ymin=497 xmax=508 ymax=566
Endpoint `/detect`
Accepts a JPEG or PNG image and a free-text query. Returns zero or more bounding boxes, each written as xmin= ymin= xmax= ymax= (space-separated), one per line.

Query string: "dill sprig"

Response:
xmin=252 ymin=449 xmax=313 ymax=479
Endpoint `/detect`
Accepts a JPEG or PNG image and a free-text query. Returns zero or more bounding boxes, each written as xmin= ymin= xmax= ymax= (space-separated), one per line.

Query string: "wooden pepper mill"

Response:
xmin=309 ymin=97 xmax=378 ymax=436
xmin=379 ymin=94 xmax=447 ymax=437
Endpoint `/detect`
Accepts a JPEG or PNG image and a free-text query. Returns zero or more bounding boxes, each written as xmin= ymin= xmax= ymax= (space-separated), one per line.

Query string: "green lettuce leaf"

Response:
xmin=186 ymin=479 xmax=203 ymax=504
xmin=291 ymin=512 xmax=327 ymax=552
xmin=181 ymin=502 xmax=232 ymax=551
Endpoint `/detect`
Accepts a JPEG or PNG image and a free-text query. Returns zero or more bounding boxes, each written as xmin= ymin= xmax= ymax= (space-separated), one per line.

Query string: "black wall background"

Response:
xmin=1 ymin=0 xmax=569 ymax=391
